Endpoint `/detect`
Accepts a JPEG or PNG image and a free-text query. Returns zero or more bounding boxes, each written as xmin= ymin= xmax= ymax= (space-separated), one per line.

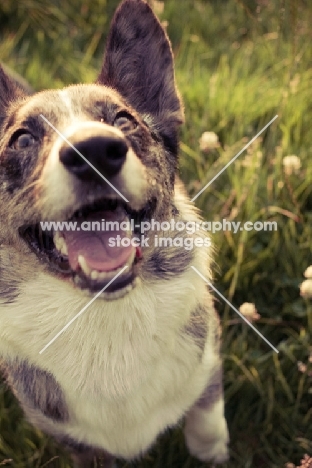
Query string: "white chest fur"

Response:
xmin=0 ymin=266 xmax=214 ymax=457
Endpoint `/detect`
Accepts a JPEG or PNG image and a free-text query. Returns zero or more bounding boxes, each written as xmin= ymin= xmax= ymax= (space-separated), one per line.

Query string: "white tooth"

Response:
xmin=53 ymin=231 xmax=63 ymax=249
xmin=97 ymin=270 xmax=112 ymax=281
xmin=115 ymin=265 xmax=124 ymax=275
xmin=115 ymin=205 xmax=130 ymax=223
xmin=90 ymin=265 xmax=129 ymax=284
xmin=78 ymin=255 xmax=92 ymax=276
xmin=54 ymin=230 xmax=61 ymax=242
xmin=78 ymin=251 xmax=135 ymax=284
xmin=60 ymin=240 xmax=68 ymax=256
xmin=54 ymin=232 xmax=68 ymax=256
xmin=91 ymin=270 xmax=99 ymax=280
xmin=96 ymin=271 xmax=105 ymax=280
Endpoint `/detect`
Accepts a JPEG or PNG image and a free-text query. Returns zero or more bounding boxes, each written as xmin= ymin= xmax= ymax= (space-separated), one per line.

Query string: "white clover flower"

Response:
xmin=304 ymin=266 xmax=312 ymax=279
xmin=199 ymin=131 xmax=220 ymax=152
xmin=282 ymin=155 xmax=301 ymax=175
xmin=239 ymin=302 xmax=260 ymax=322
xmin=297 ymin=361 xmax=308 ymax=373
xmin=300 ymin=279 xmax=312 ymax=298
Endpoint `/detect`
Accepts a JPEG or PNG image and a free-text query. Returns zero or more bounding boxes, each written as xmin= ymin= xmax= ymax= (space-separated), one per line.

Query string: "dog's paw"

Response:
xmin=185 ymin=419 xmax=229 ymax=464
xmin=186 ymin=433 xmax=229 ymax=463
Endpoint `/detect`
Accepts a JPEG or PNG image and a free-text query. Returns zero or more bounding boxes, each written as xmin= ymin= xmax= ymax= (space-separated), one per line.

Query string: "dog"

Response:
xmin=0 ymin=0 xmax=229 ymax=466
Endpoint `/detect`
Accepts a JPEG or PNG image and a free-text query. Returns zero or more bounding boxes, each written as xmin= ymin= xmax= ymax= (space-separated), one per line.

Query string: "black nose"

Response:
xmin=59 ymin=129 xmax=128 ymax=180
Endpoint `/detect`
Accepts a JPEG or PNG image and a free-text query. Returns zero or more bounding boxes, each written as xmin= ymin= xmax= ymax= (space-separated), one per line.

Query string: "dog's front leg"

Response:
xmin=184 ymin=362 xmax=229 ymax=464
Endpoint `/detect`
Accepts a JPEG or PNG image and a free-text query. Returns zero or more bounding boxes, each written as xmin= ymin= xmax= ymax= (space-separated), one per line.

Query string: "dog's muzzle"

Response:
xmin=19 ymin=124 xmax=151 ymax=299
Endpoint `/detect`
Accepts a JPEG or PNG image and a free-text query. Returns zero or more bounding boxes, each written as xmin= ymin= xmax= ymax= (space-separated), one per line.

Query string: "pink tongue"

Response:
xmin=63 ymin=211 xmax=134 ymax=272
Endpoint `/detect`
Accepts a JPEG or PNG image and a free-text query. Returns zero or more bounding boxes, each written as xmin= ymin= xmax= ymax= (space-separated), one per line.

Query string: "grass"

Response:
xmin=0 ymin=0 xmax=312 ymax=466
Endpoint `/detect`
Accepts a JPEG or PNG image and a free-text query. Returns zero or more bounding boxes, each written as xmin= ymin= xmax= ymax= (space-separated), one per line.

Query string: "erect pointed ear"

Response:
xmin=0 ymin=65 xmax=25 ymax=127
xmin=98 ymin=0 xmax=184 ymax=142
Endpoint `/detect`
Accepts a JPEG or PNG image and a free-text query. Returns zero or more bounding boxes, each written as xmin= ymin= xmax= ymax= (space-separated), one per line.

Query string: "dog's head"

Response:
xmin=0 ymin=0 xmax=185 ymax=299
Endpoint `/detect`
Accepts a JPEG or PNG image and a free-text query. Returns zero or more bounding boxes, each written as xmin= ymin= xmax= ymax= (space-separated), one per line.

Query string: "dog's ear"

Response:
xmin=0 ymin=66 xmax=25 ymax=127
xmin=98 ymin=0 xmax=184 ymax=153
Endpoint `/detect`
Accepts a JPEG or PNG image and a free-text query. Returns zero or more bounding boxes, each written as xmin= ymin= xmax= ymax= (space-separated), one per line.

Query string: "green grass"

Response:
xmin=0 ymin=0 xmax=312 ymax=467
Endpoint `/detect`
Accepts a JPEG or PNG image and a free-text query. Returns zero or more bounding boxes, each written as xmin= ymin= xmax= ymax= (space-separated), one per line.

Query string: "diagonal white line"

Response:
xmin=191 ymin=266 xmax=279 ymax=354
xmin=39 ymin=266 xmax=128 ymax=354
xmin=191 ymin=115 xmax=278 ymax=202
xmin=40 ymin=114 xmax=129 ymax=203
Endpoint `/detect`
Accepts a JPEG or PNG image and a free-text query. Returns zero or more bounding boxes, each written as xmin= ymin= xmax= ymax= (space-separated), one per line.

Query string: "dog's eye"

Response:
xmin=113 ymin=112 xmax=137 ymax=132
xmin=10 ymin=131 xmax=35 ymax=150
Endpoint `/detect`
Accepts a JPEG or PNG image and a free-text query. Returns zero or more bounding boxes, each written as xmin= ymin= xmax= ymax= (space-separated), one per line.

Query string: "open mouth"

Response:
xmin=19 ymin=199 xmax=147 ymax=299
